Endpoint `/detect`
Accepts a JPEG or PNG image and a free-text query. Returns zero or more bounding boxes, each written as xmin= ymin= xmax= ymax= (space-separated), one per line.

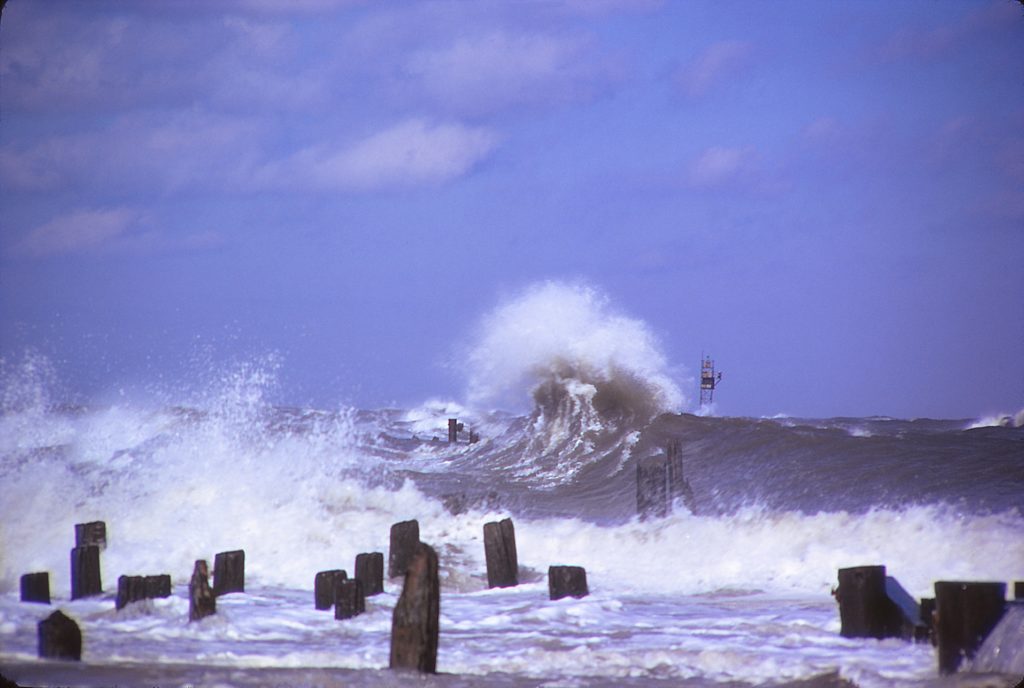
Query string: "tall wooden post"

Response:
xmin=483 ymin=518 xmax=518 ymax=588
xmin=934 ymin=581 xmax=1006 ymax=674
xmin=389 ymin=543 xmax=439 ymax=673
xmin=389 ymin=520 xmax=421 ymax=579
xmin=70 ymin=546 xmax=102 ymax=600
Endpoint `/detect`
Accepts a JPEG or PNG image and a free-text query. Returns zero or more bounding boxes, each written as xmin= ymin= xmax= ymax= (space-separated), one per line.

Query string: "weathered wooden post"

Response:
xmin=934 ymin=581 xmax=1006 ymax=674
xmin=389 ymin=520 xmax=420 ymax=579
xmin=335 ymin=579 xmax=366 ymax=620
xmin=213 ymin=549 xmax=245 ymax=596
xmin=38 ymin=610 xmax=81 ymax=661
xmin=70 ymin=545 xmax=102 ymax=600
xmin=448 ymin=418 xmax=459 ymax=443
xmin=189 ymin=560 xmax=216 ymax=622
xmin=637 ymin=442 xmax=695 ymax=519
xmin=355 ymin=552 xmax=385 ymax=596
xmin=1015 ymin=581 xmax=1023 ymax=600
xmin=116 ymin=575 xmax=148 ymax=611
xmin=75 ymin=521 xmax=107 ymax=550
xmin=315 ymin=570 xmax=347 ymax=611
xmin=144 ymin=574 xmax=172 ymax=599
xmin=549 ymin=566 xmax=588 ymax=600
xmin=21 ymin=572 xmax=50 ymax=604
xmin=835 ymin=566 xmax=904 ymax=638
xmin=483 ymin=518 xmax=518 ymax=588
xmin=389 ymin=542 xmax=439 ymax=673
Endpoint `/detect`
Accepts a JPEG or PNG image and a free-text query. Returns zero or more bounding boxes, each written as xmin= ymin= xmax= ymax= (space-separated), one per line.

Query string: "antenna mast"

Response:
xmin=699 ymin=354 xmax=722 ymax=406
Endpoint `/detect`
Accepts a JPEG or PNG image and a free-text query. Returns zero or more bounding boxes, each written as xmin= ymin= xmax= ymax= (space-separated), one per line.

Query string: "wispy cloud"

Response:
xmin=406 ymin=30 xmax=620 ymax=115
xmin=676 ymin=40 xmax=753 ymax=98
xmin=15 ymin=208 xmax=141 ymax=257
xmin=266 ymin=119 xmax=500 ymax=192
xmin=685 ymin=146 xmax=759 ymax=189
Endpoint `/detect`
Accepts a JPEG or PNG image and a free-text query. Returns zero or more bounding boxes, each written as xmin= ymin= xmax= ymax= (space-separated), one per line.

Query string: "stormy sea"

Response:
xmin=1 ymin=288 xmax=1022 ymax=688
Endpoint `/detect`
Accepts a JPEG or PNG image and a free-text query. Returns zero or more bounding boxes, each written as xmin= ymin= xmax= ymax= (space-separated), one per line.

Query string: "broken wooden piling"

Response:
xmin=335 ymin=578 xmax=366 ymax=620
xmin=20 ymin=572 xmax=50 ymax=604
xmin=38 ymin=610 xmax=81 ymax=661
xmin=70 ymin=545 xmax=102 ymax=600
xmin=934 ymin=581 xmax=1006 ymax=674
xmin=389 ymin=520 xmax=420 ymax=579
xmin=637 ymin=442 xmax=695 ymax=519
xmin=835 ymin=565 xmax=906 ymax=639
xmin=188 ymin=559 xmax=216 ymax=622
xmin=549 ymin=565 xmax=588 ymax=600
xmin=315 ymin=570 xmax=347 ymax=611
xmin=116 ymin=575 xmax=147 ymax=611
xmin=213 ymin=549 xmax=245 ymax=596
xmin=483 ymin=518 xmax=518 ymax=589
xmin=145 ymin=574 xmax=172 ymax=599
xmin=389 ymin=542 xmax=439 ymax=673
xmin=355 ymin=552 xmax=385 ymax=596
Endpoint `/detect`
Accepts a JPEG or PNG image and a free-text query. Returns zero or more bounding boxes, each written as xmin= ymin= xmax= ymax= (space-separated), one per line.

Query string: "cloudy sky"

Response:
xmin=1 ymin=0 xmax=1022 ymax=419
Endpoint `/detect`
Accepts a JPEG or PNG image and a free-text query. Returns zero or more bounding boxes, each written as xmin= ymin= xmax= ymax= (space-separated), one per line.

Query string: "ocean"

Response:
xmin=1 ymin=344 xmax=1022 ymax=688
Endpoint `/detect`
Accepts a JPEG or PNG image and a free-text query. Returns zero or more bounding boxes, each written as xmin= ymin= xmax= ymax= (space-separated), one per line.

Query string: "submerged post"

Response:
xmin=70 ymin=545 xmax=102 ymax=600
xmin=21 ymin=572 xmax=51 ymax=604
xmin=483 ymin=518 xmax=518 ymax=589
xmin=835 ymin=565 xmax=906 ymax=639
xmin=389 ymin=542 xmax=440 ymax=673
xmin=549 ymin=566 xmax=588 ymax=600
xmin=144 ymin=574 xmax=172 ymax=599
xmin=116 ymin=575 xmax=148 ymax=611
xmin=934 ymin=581 xmax=1006 ymax=674
xmin=389 ymin=520 xmax=421 ymax=579
xmin=189 ymin=560 xmax=216 ymax=622
xmin=315 ymin=570 xmax=347 ymax=611
xmin=38 ymin=610 xmax=81 ymax=661
xmin=355 ymin=552 xmax=385 ymax=596
xmin=335 ymin=578 xmax=366 ymax=620
xmin=213 ymin=550 xmax=245 ymax=596
xmin=637 ymin=442 xmax=695 ymax=519
xmin=448 ymin=419 xmax=458 ymax=443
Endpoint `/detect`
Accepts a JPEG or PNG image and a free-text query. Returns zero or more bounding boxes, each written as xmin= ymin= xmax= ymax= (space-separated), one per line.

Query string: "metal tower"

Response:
xmin=699 ymin=355 xmax=722 ymax=406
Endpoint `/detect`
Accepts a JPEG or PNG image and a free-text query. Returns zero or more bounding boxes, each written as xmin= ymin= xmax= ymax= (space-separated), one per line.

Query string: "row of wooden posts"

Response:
xmin=835 ymin=564 xmax=1024 ymax=675
xmin=26 ymin=517 xmax=588 ymax=674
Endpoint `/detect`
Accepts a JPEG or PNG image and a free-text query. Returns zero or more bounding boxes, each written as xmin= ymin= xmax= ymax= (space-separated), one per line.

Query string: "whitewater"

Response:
xmin=1 ymin=282 xmax=1022 ymax=687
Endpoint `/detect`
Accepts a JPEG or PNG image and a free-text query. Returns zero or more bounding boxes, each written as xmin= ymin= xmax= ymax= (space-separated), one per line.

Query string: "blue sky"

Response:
xmin=1 ymin=0 xmax=1022 ymax=419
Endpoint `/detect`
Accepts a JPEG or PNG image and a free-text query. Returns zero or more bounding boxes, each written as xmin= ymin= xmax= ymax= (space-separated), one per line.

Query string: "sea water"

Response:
xmin=1 ymin=284 xmax=1022 ymax=687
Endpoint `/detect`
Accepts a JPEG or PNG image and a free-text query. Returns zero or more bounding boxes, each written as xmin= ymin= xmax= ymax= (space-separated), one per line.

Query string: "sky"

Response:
xmin=1 ymin=0 xmax=1022 ymax=420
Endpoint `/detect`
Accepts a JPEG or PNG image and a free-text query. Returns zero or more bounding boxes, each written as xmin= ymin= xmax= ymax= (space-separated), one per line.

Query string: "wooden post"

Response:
xmin=75 ymin=521 xmax=107 ymax=550
xmin=189 ymin=560 xmax=216 ymax=622
xmin=549 ymin=565 xmax=588 ymax=600
xmin=355 ymin=552 xmax=385 ymax=596
xmin=213 ymin=550 xmax=245 ymax=596
xmin=389 ymin=542 xmax=439 ymax=673
xmin=934 ymin=581 xmax=1006 ymax=674
xmin=144 ymin=574 xmax=172 ymax=599
xmin=116 ymin=575 xmax=148 ymax=611
xmin=483 ymin=518 xmax=518 ymax=588
xmin=835 ymin=565 xmax=905 ymax=639
xmin=20 ymin=572 xmax=50 ymax=604
xmin=70 ymin=546 xmax=102 ymax=600
xmin=389 ymin=520 xmax=420 ymax=579
xmin=637 ymin=443 xmax=695 ymax=519
xmin=38 ymin=610 xmax=81 ymax=661
xmin=315 ymin=570 xmax=347 ymax=611
xmin=1015 ymin=581 xmax=1023 ymax=600
xmin=448 ymin=418 xmax=458 ymax=443
xmin=335 ymin=579 xmax=366 ymax=620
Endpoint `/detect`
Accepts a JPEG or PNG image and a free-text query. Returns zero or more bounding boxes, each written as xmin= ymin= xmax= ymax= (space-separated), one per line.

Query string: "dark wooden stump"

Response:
xmin=189 ymin=559 xmax=216 ymax=622
xmin=116 ymin=575 xmax=148 ymax=610
xmin=38 ymin=610 xmax=81 ymax=661
xmin=145 ymin=574 xmax=172 ymax=599
xmin=355 ymin=552 xmax=385 ymax=596
xmin=483 ymin=518 xmax=518 ymax=589
xmin=549 ymin=565 xmax=588 ymax=600
xmin=934 ymin=581 xmax=1006 ymax=674
xmin=835 ymin=565 xmax=905 ymax=639
xmin=75 ymin=521 xmax=106 ymax=550
xmin=919 ymin=597 xmax=936 ymax=644
xmin=389 ymin=520 xmax=420 ymax=579
xmin=637 ymin=443 xmax=696 ymax=519
xmin=1015 ymin=581 xmax=1023 ymax=600
xmin=213 ymin=549 xmax=245 ymax=596
xmin=335 ymin=578 xmax=366 ymax=620
xmin=20 ymin=572 xmax=50 ymax=604
xmin=315 ymin=570 xmax=347 ymax=611
xmin=389 ymin=542 xmax=439 ymax=673
xmin=70 ymin=546 xmax=102 ymax=600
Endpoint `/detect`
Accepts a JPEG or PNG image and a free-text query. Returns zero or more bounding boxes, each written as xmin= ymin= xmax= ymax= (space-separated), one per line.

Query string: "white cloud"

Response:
xmin=677 ymin=40 xmax=753 ymax=98
xmin=278 ymin=119 xmax=500 ymax=191
xmin=406 ymin=30 xmax=618 ymax=114
xmin=686 ymin=146 xmax=758 ymax=188
xmin=15 ymin=208 xmax=141 ymax=257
